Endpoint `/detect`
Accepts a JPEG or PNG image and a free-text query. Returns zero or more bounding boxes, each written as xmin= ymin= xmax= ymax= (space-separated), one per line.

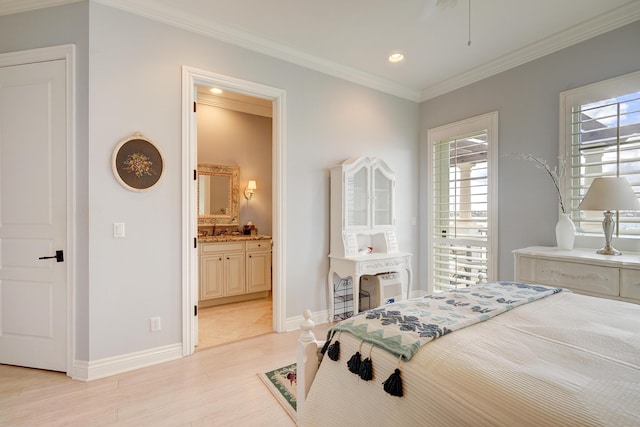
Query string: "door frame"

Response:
xmin=181 ymin=66 xmax=286 ymax=355
xmin=423 ymin=111 xmax=499 ymax=292
xmin=0 ymin=44 xmax=76 ymax=375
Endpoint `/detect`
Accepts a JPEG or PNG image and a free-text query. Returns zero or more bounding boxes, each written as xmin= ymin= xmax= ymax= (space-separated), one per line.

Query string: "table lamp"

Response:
xmin=578 ymin=177 xmax=640 ymax=255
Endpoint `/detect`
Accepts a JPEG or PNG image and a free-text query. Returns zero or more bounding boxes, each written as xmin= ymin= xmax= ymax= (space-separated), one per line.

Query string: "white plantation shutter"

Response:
xmin=431 ymin=132 xmax=490 ymax=291
xmin=562 ymin=77 xmax=640 ymax=237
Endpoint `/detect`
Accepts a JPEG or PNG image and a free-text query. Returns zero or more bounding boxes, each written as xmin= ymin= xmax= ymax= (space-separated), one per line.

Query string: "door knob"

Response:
xmin=38 ymin=250 xmax=64 ymax=262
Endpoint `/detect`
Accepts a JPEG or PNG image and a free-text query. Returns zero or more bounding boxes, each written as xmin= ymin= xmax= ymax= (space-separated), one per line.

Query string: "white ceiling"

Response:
xmin=3 ymin=0 xmax=640 ymax=101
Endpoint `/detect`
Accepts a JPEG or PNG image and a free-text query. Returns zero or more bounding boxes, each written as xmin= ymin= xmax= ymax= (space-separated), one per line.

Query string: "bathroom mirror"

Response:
xmin=198 ymin=164 xmax=240 ymax=226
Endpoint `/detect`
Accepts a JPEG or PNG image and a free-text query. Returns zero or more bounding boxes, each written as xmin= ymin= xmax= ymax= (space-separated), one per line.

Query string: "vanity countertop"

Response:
xmin=198 ymin=234 xmax=271 ymax=243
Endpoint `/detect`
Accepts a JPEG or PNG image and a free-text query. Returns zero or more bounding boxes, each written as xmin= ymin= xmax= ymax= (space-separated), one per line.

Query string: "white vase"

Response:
xmin=556 ymin=213 xmax=575 ymax=250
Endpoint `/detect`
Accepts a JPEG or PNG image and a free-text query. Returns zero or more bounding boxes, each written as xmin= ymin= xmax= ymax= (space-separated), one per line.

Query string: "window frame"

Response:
xmin=560 ymin=70 xmax=640 ymax=249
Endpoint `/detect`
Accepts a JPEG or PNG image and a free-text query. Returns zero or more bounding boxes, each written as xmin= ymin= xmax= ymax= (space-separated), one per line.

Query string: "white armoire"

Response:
xmin=328 ymin=157 xmax=412 ymax=320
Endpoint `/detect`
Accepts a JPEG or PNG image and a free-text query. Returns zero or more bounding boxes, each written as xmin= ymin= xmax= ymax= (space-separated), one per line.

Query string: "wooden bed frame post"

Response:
xmin=297 ymin=309 xmax=322 ymax=420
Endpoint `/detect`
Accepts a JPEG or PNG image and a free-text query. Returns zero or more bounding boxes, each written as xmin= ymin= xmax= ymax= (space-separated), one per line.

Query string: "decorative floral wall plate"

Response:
xmin=112 ymin=132 xmax=165 ymax=191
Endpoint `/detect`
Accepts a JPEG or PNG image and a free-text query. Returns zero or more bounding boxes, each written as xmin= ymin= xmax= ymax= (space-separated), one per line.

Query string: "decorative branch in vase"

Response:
xmin=507 ymin=153 xmax=567 ymax=213
xmin=507 ymin=153 xmax=574 ymax=249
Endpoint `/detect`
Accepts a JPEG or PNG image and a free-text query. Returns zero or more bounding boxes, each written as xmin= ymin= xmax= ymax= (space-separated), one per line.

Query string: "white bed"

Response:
xmin=297 ymin=284 xmax=640 ymax=426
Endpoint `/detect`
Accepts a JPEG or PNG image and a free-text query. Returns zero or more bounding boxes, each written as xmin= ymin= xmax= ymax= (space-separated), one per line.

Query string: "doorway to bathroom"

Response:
xmin=181 ymin=66 xmax=286 ymax=356
xmin=195 ymin=85 xmax=274 ymax=350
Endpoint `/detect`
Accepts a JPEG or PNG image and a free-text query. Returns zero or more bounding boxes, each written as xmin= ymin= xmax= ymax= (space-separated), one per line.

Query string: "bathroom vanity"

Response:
xmin=197 ymin=163 xmax=272 ymax=307
xmin=198 ymin=235 xmax=272 ymax=307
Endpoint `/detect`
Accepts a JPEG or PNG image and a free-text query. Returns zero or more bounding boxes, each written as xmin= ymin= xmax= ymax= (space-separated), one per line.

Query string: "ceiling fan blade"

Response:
xmin=419 ymin=0 xmax=438 ymax=22
xmin=419 ymin=0 xmax=458 ymax=22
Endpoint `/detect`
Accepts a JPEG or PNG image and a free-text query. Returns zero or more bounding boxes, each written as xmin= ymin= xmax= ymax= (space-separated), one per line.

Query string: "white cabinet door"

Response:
xmin=224 ymin=253 xmax=246 ymax=296
xmin=200 ymin=255 xmax=224 ymax=299
xmin=345 ymin=165 xmax=368 ymax=228
xmin=372 ymin=165 xmax=394 ymax=227
xmin=247 ymin=251 xmax=272 ymax=293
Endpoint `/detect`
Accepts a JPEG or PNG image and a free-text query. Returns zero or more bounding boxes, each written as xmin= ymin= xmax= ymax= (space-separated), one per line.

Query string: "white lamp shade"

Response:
xmin=247 ymin=180 xmax=257 ymax=191
xmin=579 ymin=177 xmax=640 ymax=211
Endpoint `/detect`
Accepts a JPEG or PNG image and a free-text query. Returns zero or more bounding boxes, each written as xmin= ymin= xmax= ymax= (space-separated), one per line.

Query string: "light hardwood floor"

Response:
xmin=0 ymin=317 xmax=330 ymax=426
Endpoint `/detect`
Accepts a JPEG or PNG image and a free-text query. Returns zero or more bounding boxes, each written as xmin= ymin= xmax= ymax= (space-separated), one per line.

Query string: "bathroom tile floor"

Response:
xmin=197 ymin=296 xmax=273 ymax=350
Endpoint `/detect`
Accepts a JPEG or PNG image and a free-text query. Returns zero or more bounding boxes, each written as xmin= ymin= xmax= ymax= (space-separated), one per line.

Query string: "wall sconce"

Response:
xmin=579 ymin=176 xmax=640 ymax=255
xmin=244 ymin=180 xmax=257 ymax=200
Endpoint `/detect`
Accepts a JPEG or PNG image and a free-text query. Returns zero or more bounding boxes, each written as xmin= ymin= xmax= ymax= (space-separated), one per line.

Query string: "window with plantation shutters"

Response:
xmin=427 ymin=112 xmax=498 ymax=292
xmin=561 ymin=71 xmax=640 ymax=239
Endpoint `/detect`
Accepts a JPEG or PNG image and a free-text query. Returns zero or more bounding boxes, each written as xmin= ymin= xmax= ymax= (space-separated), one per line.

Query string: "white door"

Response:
xmin=0 ymin=59 xmax=68 ymax=371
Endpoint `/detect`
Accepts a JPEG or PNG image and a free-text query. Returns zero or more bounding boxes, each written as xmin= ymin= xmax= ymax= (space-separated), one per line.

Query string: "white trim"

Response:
xmin=197 ymin=92 xmax=272 ymax=118
xmin=0 ymin=44 xmax=77 ymax=379
xmin=64 ymin=44 xmax=78 ymax=380
xmin=420 ymin=2 xmax=640 ymax=101
xmin=181 ymin=69 xmax=197 ymax=356
xmin=0 ymin=0 xmax=81 ymax=16
xmin=418 ymin=128 xmax=430 ymax=291
xmin=285 ymin=310 xmax=328 ymax=333
xmin=559 ymin=69 xmax=640 ymax=108
xmin=181 ymin=66 xmax=287 ymax=357
xmin=96 ymin=0 xmax=420 ymax=102
xmin=272 ymin=87 xmax=287 ymax=335
xmin=2 ymin=1 xmax=639 ymax=102
xmin=71 ymin=344 xmax=183 ymax=382
xmin=559 ymin=70 xmax=640 ymax=253
xmin=424 ymin=111 xmax=499 ymax=292
xmin=94 ymin=0 xmax=640 ymax=103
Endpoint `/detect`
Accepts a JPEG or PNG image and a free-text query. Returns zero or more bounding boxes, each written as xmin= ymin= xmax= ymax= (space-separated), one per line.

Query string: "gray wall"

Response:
xmin=0 ymin=1 xmax=419 ymax=364
xmin=85 ymin=3 xmax=419 ymax=359
xmin=5 ymin=0 xmax=636 ymax=367
xmin=420 ymin=20 xmax=640 ymax=282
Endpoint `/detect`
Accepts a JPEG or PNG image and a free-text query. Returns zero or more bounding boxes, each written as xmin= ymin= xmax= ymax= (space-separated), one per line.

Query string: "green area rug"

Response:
xmin=258 ymin=362 xmax=297 ymax=421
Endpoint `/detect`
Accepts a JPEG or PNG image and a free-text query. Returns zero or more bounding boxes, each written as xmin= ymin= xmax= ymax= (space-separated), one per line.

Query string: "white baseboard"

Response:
xmin=70 ymin=311 xmax=330 ymax=381
xmin=71 ymin=343 xmax=183 ymax=381
xmin=285 ymin=309 xmax=329 ymax=332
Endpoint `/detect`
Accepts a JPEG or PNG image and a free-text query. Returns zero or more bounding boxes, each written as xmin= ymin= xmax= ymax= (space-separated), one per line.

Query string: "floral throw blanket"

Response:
xmin=329 ymin=281 xmax=565 ymax=362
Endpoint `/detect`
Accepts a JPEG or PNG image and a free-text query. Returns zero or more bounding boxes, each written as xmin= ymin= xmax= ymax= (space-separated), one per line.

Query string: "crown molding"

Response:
xmin=96 ymin=0 xmax=640 ymax=103
xmin=4 ymin=0 xmax=637 ymax=103
xmin=0 ymin=0 xmax=80 ymax=16
xmin=95 ymin=0 xmax=422 ymax=102
xmin=420 ymin=1 xmax=640 ymax=101
xmin=197 ymin=92 xmax=273 ymax=118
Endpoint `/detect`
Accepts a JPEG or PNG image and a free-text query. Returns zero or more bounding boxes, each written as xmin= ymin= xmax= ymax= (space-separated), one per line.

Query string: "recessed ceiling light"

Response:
xmin=210 ymin=88 xmax=223 ymax=94
xmin=388 ymin=53 xmax=404 ymax=63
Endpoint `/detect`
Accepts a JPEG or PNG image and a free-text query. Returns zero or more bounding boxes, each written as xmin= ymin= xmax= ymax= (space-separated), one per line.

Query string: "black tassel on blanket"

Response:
xmin=321 ymin=330 xmax=337 ymax=356
xmin=327 ymin=340 xmax=340 ymax=361
xmin=382 ymin=368 xmax=403 ymax=397
xmin=346 ymin=351 xmax=361 ymax=374
xmin=358 ymin=357 xmax=373 ymax=381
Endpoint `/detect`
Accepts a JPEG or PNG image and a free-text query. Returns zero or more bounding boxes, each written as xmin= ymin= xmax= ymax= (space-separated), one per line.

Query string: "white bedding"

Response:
xmin=299 ymin=291 xmax=640 ymax=426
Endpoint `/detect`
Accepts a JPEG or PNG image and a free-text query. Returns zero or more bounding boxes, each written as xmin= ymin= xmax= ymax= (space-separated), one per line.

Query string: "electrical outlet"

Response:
xmin=150 ymin=317 xmax=161 ymax=332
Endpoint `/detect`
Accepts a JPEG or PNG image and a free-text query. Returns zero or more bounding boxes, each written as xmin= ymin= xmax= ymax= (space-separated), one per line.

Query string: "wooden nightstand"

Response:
xmin=513 ymin=246 xmax=640 ymax=304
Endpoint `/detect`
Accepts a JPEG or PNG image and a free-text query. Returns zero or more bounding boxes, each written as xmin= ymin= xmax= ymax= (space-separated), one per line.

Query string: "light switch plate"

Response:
xmin=114 ymin=222 xmax=125 ymax=238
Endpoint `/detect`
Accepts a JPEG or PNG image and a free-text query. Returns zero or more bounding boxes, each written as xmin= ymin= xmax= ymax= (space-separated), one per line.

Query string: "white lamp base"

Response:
xmin=597 ymin=211 xmax=622 ymax=256
xmin=596 ymin=244 xmax=622 ymax=256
